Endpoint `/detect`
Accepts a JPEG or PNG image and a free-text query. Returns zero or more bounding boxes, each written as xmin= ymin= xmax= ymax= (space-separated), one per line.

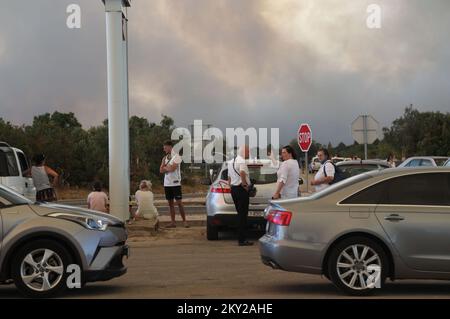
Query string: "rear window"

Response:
xmin=248 ymin=165 xmax=278 ymax=184
xmin=339 ymin=164 xmax=383 ymax=178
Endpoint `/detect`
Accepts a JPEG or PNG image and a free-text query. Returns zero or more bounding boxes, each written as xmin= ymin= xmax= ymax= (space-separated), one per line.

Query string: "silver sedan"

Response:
xmin=260 ymin=167 xmax=450 ymax=295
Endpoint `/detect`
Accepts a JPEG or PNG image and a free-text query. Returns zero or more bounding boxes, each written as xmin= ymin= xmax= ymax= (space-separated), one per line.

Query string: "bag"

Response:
xmin=323 ymin=161 xmax=345 ymax=185
xmin=233 ymin=157 xmax=257 ymax=197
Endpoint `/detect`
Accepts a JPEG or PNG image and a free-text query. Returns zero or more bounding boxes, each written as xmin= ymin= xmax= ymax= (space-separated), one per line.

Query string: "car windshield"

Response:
xmin=309 ymin=173 xmax=373 ymax=199
xmin=0 ymin=185 xmax=32 ymax=206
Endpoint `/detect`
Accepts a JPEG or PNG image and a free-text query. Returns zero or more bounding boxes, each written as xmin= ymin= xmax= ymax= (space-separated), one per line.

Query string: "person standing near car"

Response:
xmin=311 ymin=148 xmax=335 ymax=192
xmin=272 ymin=145 xmax=300 ymax=199
xmin=386 ymin=153 xmax=396 ymax=168
xmin=27 ymin=154 xmax=59 ymax=202
xmin=228 ymin=145 xmax=253 ymax=246
xmin=160 ymin=140 xmax=188 ymax=228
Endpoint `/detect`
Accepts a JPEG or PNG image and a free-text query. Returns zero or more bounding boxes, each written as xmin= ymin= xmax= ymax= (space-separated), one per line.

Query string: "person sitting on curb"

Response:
xmin=130 ymin=180 xmax=159 ymax=230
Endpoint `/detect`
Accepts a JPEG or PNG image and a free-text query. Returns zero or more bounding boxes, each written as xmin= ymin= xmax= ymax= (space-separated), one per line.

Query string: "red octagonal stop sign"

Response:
xmin=298 ymin=123 xmax=312 ymax=152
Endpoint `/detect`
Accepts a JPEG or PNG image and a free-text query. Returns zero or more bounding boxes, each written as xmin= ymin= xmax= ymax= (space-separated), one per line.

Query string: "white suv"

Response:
xmin=0 ymin=142 xmax=36 ymax=199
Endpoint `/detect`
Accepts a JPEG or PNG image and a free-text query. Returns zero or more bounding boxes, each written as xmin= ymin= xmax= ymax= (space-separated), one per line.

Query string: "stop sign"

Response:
xmin=298 ymin=123 xmax=312 ymax=152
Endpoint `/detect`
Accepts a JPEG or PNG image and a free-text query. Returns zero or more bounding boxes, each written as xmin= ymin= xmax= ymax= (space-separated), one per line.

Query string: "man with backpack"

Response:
xmin=311 ymin=148 xmax=344 ymax=192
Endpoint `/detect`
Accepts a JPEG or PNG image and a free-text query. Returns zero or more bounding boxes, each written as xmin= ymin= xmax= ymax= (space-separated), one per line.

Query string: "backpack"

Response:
xmin=323 ymin=161 xmax=345 ymax=185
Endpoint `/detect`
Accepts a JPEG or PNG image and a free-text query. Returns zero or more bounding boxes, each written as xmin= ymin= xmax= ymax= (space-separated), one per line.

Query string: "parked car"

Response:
xmin=309 ymin=156 xmax=321 ymax=173
xmin=336 ymin=160 xmax=390 ymax=179
xmin=204 ymin=159 xmax=302 ymax=240
xmin=398 ymin=156 xmax=448 ymax=168
xmin=0 ymin=184 xmax=129 ymax=297
xmin=0 ymin=142 xmax=35 ymax=199
xmin=331 ymin=156 xmax=351 ymax=164
xmin=260 ymin=167 xmax=450 ymax=296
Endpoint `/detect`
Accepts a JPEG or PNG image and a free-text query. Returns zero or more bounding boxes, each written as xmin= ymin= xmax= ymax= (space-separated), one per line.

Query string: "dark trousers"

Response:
xmin=231 ymin=185 xmax=250 ymax=243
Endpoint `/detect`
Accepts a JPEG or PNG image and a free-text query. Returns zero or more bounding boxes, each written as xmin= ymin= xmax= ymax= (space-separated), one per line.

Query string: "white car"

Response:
xmin=398 ymin=156 xmax=449 ymax=168
xmin=0 ymin=142 xmax=36 ymax=199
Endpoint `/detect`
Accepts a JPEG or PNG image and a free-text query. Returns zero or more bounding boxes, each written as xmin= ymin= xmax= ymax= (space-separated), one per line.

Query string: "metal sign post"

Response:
xmin=298 ymin=123 xmax=312 ymax=194
xmin=351 ymin=115 xmax=380 ymax=160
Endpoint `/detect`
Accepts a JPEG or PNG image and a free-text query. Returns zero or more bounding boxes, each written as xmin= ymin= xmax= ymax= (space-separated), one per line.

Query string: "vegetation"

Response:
xmin=1 ymin=106 xmax=449 ymax=190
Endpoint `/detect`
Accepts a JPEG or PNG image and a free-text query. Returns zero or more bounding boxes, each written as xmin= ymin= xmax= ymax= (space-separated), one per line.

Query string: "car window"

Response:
xmin=383 ymin=173 xmax=450 ymax=206
xmin=0 ymin=149 xmax=19 ymax=177
xmin=420 ymin=159 xmax=433 ymax=167
xmin=445 ymin=160 xmax=450 ymax=167
xmin=17 ymin=151 xmax=29 ymax=173
xmin=406 ymin=159 xmax=421 ymax=167
xmin=340 ymin=179 xmax=388 ymax=204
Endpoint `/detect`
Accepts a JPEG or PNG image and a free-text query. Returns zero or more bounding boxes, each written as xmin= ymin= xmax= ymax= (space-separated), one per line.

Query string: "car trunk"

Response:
xmin=223 ymin=163 xmax=278 ymax=205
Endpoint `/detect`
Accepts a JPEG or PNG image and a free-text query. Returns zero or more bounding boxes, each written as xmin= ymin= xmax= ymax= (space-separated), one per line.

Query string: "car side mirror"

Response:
xmin=299 ymin=178 xmax=304 ymax=185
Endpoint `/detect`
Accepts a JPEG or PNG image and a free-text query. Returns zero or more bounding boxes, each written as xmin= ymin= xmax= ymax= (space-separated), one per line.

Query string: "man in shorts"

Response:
xmin=160 ymin=140 xmax=189 ymax=228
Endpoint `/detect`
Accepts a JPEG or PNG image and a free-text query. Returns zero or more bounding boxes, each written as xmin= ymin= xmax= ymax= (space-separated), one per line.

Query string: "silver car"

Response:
xmin=260 ymin=168 xmax=450 ymax=295
xmin=0 ymin=185 xmax=128 ymax=297
xmin=205 ymin=159 xmax=295 ymax=240
xmin=398 ymin=156 xmax=449 ymax=168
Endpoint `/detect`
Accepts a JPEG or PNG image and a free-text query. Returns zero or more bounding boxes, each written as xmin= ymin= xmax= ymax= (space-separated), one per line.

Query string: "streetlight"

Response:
xmin=101 ymin=0 xmax=131 ymax=221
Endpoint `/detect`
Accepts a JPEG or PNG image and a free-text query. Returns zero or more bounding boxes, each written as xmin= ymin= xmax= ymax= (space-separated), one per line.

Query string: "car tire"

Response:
xmin=12 ymin=239 xmax=74 ymax=298
xmin=206 ymin=223 xmax=219 ymax=241
xmin=327 ymin=236 xmax=388 ymax=296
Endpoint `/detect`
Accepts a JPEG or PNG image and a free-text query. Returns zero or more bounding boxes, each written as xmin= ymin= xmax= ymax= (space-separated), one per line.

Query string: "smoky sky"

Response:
xmin=0 ymin=0 xmax=450 ymax=145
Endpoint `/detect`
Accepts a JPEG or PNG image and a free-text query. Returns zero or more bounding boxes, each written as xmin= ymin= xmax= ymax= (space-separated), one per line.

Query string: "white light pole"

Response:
xmin=102 ymin=0 xmax=131 ymax=221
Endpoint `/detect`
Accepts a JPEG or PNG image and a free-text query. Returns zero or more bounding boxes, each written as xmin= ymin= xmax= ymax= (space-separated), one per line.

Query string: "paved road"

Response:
xmin=1 ymin=227 xmax=450 ymax=299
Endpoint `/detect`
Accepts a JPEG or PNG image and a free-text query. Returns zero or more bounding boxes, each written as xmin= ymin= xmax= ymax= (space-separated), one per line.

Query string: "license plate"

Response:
xmin=248 ymin=211 xmax=264 ymax=217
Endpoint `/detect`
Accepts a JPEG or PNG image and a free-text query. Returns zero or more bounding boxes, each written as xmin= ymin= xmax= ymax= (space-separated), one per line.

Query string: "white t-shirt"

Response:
xmin=163 ymin=151 xmax=182 ymax=187
xmin=135 ymin=190 xmax=158 ymax=219
xmin=228 ymin=155 xmax=250 ymax=186
xmin=314 ymin=161 xmax=335 ymax=192
xmin=277 ymin=159 xmax=300 ymax=199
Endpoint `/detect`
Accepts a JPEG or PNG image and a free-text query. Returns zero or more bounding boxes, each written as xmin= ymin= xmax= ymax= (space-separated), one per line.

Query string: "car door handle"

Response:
xmin=384 ymin=214 xmax=405 ymax=221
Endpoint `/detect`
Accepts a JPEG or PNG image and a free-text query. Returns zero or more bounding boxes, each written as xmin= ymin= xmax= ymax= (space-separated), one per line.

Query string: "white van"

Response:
xmin=0 ymin=142 xmax=36 ymax=199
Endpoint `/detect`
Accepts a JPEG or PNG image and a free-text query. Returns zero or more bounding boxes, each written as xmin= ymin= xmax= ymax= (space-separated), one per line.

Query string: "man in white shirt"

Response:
xmin=160 ymin=140 xmax=188 ymax=228
xmin=228 ymin=145 xmax=253 ymax=246
xmin=311 ymin=148 xmax=335 ymax=192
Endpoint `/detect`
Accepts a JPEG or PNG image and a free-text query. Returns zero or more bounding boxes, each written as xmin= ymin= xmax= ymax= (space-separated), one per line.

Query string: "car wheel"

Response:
xmin=12 ymin=239 xmax=74 ymax=298
xmin=328 ymin=236 xmax=388 ymax=296
xmin=206 ymin=223 xmax=219 ymax=241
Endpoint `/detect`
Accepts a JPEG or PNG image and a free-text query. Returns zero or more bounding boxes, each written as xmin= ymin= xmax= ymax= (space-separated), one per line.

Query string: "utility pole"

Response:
xmin=101 ymin=0 xmax=131 ymax=221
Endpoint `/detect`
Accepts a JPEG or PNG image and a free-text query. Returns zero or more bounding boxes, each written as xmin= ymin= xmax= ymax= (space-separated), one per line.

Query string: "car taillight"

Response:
xmin=210 ymin=186 xmax=231 ymax=193
xmin=267 ymin=210 xmax=292 ymax=226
